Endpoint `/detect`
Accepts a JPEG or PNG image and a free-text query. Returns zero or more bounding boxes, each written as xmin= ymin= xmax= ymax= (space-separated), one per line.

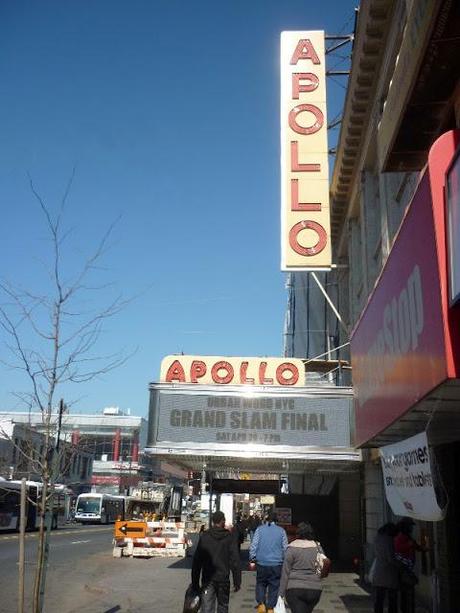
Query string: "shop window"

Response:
xmin=363 ymin=172 xmax=382 ymax=289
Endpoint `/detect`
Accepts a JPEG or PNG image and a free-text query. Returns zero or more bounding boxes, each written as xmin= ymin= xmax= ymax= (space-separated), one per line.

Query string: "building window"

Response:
xmin=80 ymin=456 xmax=88 ymax=479
xmin=120 ymin=437 xmax=133 ymax=461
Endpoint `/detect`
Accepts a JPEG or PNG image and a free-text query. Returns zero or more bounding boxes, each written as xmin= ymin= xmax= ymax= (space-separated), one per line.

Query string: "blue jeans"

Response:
xmin=256 ymin=564 xmax=282 ymax=609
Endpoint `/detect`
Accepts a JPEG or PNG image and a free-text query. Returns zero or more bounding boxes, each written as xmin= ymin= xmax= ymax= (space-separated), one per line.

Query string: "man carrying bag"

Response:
xmin=191 ymin=511 xmax=241 ymax=613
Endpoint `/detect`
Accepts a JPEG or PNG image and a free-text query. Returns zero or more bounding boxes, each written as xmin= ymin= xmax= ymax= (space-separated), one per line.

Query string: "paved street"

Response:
xmin=0 ymin=527 xmax=374 ymax=612
xmin=0 ymin=524 xmax=115 ymax=612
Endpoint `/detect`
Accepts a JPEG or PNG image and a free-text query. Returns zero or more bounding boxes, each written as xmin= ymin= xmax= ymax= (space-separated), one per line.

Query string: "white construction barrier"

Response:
xmin=113 ymin=520 xmax=189 ymax=558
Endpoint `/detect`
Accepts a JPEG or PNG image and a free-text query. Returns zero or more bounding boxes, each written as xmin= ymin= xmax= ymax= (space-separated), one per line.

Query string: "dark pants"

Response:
xmin=285 ymin=588 xmax=322 ymax=613
xmin=374 ymin=586 xmax=398 ymax=613
xmin=400 ymin=585 xmax=415 ymax=613
xmin=256 ymin=564 xmax=282 ymax=609
xmin=201 ymin=581 xmax=230 ymax=613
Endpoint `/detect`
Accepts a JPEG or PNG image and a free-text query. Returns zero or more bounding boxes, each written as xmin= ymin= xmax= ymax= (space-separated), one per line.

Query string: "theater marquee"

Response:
xmin=157 ymin=391 xmax=349 ymax=447
xmin=147 ymin=384 xmax=356 ymax=460
xmin=280 ymin=31 xmax=331 ymax=271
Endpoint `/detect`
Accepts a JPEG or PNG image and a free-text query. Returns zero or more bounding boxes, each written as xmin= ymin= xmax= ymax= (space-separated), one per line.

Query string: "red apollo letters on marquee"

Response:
xmin=164 ymin=358 xmax=300 ymax=386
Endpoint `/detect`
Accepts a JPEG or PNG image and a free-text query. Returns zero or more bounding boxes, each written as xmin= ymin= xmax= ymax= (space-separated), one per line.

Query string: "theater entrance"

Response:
xmin=146 ymin=380 xmax=361 ymax=565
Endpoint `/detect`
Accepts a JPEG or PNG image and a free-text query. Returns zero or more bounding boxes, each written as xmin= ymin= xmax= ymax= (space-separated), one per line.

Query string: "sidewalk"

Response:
xmin=45 ymin=558 xmax=374 ymax=613
xmin=232 ymin=570 xmax=373 ymax=613
xmin=230 ymin=543 xmax=373 ymax=613
xmin=41 ymin=541 xmax=374 ymax=613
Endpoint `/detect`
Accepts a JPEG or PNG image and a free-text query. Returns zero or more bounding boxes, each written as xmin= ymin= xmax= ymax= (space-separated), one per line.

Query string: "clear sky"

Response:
xmin=0 ymin=0 xmax=356 ymax=417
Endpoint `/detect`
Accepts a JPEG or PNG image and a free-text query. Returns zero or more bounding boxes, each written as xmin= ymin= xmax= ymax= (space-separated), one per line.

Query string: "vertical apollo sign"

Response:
xmin=281 ymin=31 xmax=331 ymax=270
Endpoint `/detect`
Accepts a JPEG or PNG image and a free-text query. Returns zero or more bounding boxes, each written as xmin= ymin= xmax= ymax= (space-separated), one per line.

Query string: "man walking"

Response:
xmin=249 ymin=512 xmax=288 ymax=613
xmin=192 ymin=510 xmax=241 ymax=613
xmin=234 ymin=514 xmax=246 ymax=552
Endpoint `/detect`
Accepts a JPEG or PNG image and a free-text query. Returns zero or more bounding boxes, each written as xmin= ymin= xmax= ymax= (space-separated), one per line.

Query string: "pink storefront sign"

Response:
xmin=351 ymin=168 xmax=447 ymax=447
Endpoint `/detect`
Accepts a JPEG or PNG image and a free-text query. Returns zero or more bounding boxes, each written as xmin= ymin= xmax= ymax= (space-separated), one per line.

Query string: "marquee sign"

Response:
xmin=160 ymin=355 xmax=305 ymax=387
xmin=153 ymin=389 xmax=352 ymax=449
xmin=280 ymin=31 xmax=331 ymax=271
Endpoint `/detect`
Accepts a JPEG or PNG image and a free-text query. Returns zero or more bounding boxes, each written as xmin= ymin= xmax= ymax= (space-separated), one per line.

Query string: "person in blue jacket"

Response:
xmin=249 ymin=512 xmax=288 ymax=613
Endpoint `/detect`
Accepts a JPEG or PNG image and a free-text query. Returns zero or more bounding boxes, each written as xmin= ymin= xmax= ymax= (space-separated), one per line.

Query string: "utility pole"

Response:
xmin=18 ymin=477 xmax=27 ymax=613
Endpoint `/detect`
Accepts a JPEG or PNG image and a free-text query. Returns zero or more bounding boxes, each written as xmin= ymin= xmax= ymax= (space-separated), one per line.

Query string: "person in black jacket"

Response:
xmin=192 ymin=511 xmax=241 ymax=613
xmin=234 ymin=514 xmax=246 ymax=552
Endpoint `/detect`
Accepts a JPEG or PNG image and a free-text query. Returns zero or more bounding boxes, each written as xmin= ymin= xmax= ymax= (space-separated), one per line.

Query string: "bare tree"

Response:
xmin=0 ymin=172 xmax=130 ymax=613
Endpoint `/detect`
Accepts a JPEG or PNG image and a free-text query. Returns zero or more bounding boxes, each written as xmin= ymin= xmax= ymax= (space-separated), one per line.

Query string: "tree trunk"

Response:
xmin=18 ymin=478 xmax=27 ymax=613
xmin=32 ymin=479 xmax=49 ymax=613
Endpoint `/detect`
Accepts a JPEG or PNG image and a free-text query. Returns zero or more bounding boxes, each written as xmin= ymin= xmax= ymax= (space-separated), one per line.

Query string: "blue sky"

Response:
xmin=0 ymin=0 xmax=356 ymax=416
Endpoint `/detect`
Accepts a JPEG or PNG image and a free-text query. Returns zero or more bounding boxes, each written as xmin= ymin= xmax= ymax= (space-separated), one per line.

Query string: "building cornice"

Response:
xmin=330 ymin=0 xmax=396 ymax=242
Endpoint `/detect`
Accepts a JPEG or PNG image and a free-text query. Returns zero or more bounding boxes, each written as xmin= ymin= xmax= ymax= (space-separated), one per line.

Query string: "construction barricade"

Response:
xmin=113 ymin=520 xmax=190 ymax=558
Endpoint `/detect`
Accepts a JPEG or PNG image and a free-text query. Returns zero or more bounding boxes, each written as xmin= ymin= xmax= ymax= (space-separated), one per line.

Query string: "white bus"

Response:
xmin=75 ymin=493 xmax=125 ymax=524
xmin=0 ymin=480 xmax=69 ymax=531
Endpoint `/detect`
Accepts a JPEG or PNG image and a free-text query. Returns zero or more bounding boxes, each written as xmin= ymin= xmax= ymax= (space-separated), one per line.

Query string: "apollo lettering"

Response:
xmin=165 ymin=358 xmax=300 ymax=386
xmin=281 ymin=32 xmax=330 ymax=269
xmin=289 ymin=38 xmax=326 ymax=256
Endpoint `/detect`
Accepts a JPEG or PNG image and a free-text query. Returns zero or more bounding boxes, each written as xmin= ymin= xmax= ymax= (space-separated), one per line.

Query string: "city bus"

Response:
xmin=75 ymin=493 xmax=125 ymax=524
xmin=0 ymin=480 xmax=69 ymax=531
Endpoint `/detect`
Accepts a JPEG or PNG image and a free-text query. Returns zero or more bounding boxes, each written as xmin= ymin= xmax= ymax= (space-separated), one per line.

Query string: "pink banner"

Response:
xmin=351 ymin=172 xmax=447 ymax=446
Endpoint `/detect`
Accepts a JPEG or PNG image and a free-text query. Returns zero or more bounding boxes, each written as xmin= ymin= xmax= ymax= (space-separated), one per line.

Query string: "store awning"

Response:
xmin=350 ymin=131 xmax=460 ymax=448
xmin=361 ymin=378 xmax=460 ymax=448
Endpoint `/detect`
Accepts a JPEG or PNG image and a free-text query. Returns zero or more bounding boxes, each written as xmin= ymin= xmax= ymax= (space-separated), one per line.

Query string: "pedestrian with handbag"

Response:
xmin=278 ymin=521 xmax=328 ymax=613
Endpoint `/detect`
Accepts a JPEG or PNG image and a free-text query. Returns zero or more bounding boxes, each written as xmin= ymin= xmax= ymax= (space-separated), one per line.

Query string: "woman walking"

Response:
xmin=278 ymin=522 xmax=326 ymax=613
xmin=371 ymin=523 xmax=401 ymax=613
